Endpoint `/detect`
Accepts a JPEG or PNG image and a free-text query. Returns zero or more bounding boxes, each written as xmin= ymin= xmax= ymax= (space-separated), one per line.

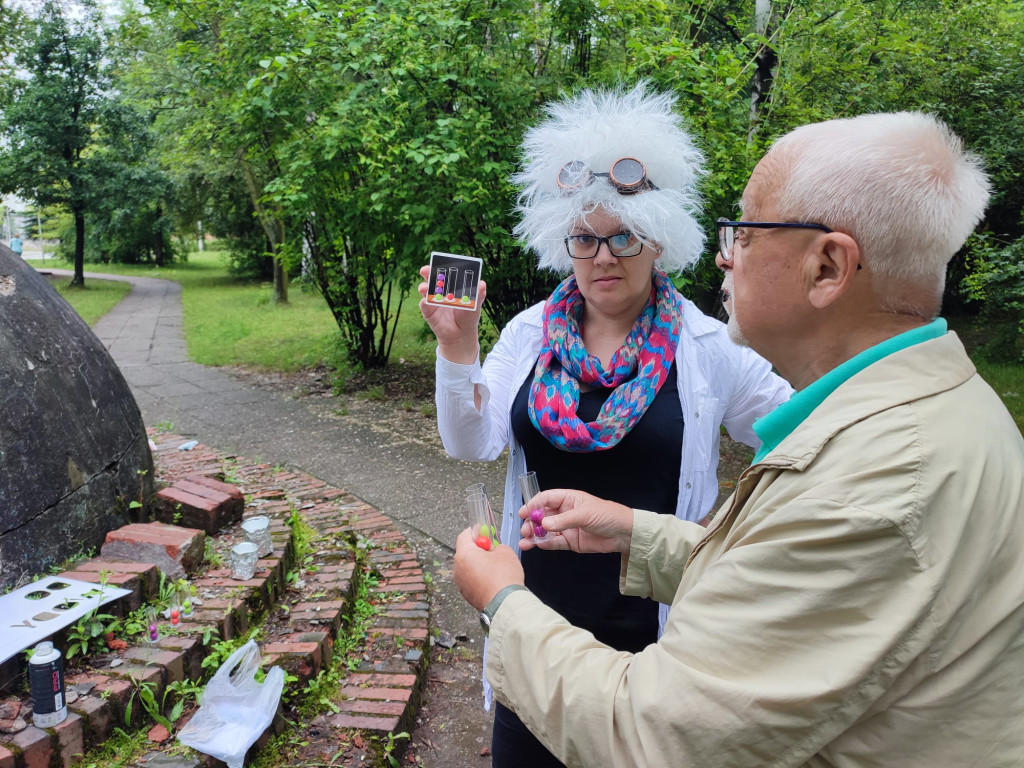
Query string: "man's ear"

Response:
xmin=806 ymin=232 xmax=861 ymax=309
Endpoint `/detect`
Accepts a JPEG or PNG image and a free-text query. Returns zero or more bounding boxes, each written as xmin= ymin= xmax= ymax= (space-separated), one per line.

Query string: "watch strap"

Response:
xmin=481 ymin=584 xmax=528 ymax=632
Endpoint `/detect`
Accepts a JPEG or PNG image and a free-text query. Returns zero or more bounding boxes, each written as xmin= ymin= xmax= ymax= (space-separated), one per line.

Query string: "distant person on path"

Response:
xmin=452 ymin=111 xmax=1024 ymax=767
xmin=9 ymin=233 xmax=23 ymax=257
xmin=419 ymin=83 xmax=792 ymax=767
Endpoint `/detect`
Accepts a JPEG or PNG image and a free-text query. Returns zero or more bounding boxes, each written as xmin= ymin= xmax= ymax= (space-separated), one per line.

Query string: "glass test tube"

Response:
xmin=519 ymin=471 xmax=547 ymax=538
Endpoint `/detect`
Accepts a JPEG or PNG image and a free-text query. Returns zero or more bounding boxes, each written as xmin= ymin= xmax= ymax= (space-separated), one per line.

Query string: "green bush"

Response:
xmin=960 ymin=233 xmax=1024 ymax=362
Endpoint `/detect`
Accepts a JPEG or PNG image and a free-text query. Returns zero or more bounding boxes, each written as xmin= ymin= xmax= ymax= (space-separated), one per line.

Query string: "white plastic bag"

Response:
xmin=178 ymin=640 xmax=285 ymax=768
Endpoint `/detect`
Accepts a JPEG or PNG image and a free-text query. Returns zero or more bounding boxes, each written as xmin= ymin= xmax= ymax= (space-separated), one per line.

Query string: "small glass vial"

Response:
xmin=145 ymin=605 xmax=159 ymax=644
xmin=179 ymin=583 xmax=193 ymax=618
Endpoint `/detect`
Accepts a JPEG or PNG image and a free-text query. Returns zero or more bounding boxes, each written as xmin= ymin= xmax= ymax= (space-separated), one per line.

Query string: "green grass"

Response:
xmin=25 ymin=251 xmax=436 ymax=372
xmin=44 ymin=275 xmax=132 ymax=326
xmin=31 ymin=254 xmax=1021 ymax=432
xmin=974 ymin=359 xmax=1024 ymax=431
xmin=947 ymin=315 xmax=1024 ymax=432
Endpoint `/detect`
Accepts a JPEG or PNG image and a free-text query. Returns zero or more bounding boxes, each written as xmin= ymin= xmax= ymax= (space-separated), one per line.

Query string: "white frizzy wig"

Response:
xmin=512 ymin=83 xmax=707 ymax=274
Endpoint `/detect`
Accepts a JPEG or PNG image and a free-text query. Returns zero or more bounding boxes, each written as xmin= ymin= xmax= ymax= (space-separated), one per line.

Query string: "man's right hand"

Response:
xmin=518 ymin=489 xmax=634 ymax=556
xmin=417 ymin=264 xmax=486 ymax=364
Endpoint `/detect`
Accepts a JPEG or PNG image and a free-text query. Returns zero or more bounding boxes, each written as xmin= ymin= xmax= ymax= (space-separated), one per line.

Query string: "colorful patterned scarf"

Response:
xmin=528 ymin=270 xmax=684 ymax=452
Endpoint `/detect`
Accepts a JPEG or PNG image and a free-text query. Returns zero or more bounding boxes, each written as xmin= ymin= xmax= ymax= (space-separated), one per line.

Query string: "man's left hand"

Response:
xmin=454 ymin=527 xmax=525 ymax=611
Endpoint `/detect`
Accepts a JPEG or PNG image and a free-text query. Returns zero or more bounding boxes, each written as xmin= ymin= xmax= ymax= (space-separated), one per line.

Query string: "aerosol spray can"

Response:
xmin=29 ymin=641 xmax=67 ymax=727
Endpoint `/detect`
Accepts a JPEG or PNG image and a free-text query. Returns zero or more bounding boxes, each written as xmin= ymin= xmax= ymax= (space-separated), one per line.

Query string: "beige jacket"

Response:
xmin=487 ymin=332 xmax=1024 ymax=767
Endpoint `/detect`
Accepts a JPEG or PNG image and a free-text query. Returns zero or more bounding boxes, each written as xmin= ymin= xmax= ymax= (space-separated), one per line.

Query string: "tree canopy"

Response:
xmin=3 ymin=0 xmax=1022 ymax=361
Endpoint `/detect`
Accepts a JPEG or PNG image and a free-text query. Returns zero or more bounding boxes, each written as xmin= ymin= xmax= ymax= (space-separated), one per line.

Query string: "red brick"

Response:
xmin=369 ymin=627 xmax=427 ymax=641
xmin=262 ymin=641 xmax=321 ymax=657
xmin=346 ymin=672 xmax=416 ymax=688
xmin=122 ymin=647 xmax=185 ymax=683
xmin=9 ymin=725 xmax=52 ymax=768
xmin=101 ymin=523 xmax=205 ymax=579
xmin=375 ymin=581 xmax=425 ymax=593
xmin=336 ymin=699 xmax=405 ymax=716
xmin=326 ymin=712 xmax=400 ymax=732
xmin=154 ymin=485 xmax=240 ymax=535
xmin=94 ymin=678 xmax=133 ymax=718
xmin=106 ymin=663 xmax=162 ymax=692
xmin=154 ymin=636 xmax=204 ymax=681
xmin=57 ymin=570 xmax=137 ymax=588
xmin=291 ymin=600 xmax=345 ymax=612
xmin=74 ymin=561 xmax=161 ymax=601
xmin=183 ymin=473 xmax=244 ymax=502
xmin=388 ymin=601 xmax=429 ymax=612
xmin=0 ymin=744 xmax=14 ymax=768
xmin=382 ymin=609 xmax=428 ymax=620
xmin=65 ymin=672 xmax=108 ymax=689
xmin=380 ymin=574 xmax=424 ymax=585
xmin=54 ymin=713 xmax=84 ymax=766
xmin=69 ymin=694 xmax=115 ymax=742
xmin=340 ymin=686 xmax=413 ymax=703
xmin=172 ymin=479 xmax=234 ymax=506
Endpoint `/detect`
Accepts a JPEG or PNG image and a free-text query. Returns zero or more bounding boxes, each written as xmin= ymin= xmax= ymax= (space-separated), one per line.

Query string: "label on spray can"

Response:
xmin=29 ymin=641 xmax=67 ymax=727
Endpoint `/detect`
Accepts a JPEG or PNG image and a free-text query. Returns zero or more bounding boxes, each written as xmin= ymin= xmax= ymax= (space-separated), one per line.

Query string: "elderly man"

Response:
xmin=453 ymin=112 xmax=1024 ymax=768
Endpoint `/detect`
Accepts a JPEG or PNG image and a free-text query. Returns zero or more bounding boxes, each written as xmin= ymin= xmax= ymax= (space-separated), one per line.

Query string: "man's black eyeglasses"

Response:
xmin=716 ymin=218 xmax=833 ymax=260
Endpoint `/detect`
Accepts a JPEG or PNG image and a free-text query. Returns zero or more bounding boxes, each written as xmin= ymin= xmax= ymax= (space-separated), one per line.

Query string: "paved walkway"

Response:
xmin=42 ymin=269 xmax=499 ymax=766
xmin=50 ymin=269 xmax=505 ymax=557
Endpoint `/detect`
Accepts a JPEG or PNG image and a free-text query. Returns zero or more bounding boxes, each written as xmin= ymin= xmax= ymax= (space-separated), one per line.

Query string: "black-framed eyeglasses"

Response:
xmin=716 ymin=218 xmax=833 ymax=260
xmin=557 ymin=158 xmax=659 ymax=196
xmin=564 ymin=232 xmax=644 ymax=260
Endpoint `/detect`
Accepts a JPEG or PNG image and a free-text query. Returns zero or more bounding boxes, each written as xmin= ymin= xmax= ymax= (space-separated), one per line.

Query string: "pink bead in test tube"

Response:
xmin=519 ymin=471 xmax=547 ymax=538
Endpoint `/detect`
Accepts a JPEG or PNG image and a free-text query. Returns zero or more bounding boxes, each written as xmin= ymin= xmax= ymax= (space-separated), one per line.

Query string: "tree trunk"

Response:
xmin=154 ymin=205 xmax=165 ymax=266
xmin=239 ymin=151 xmax=288 ymax=304
xmin=272 ymin=240 xmax=288 ymax=304
xmin=70 ymin=209 xmax=86 ymax=287
xmin=748 ymin=0 xmax=776 ymax=144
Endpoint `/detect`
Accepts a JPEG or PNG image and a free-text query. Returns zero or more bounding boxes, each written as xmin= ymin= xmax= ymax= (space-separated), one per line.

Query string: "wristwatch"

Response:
xmin=479 ymin=584 xmax=528 ymax=634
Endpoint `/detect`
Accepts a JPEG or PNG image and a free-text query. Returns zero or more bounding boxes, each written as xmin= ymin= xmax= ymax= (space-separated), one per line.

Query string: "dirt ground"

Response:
xmin=233 ymin=362 xmax=752 ymax=767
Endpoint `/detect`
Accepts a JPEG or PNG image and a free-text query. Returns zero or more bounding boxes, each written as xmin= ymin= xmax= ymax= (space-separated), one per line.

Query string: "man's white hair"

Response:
xmin=512 ymin=82 xmax=707 ymax=274
xmin=769 ymin=112 xmax=991 ymax=300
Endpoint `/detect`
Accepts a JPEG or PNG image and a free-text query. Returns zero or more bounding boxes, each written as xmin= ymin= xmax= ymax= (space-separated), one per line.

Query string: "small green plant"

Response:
xmin=107 ymin=605 xmax=149 ymax=639
xmin=125 ymin=679 xmax=185 ymax=732
xmin=48 ymin=546 xmax=97 ymax=574
xmin=74 ymin=725 xmax=148 ymax=768
xmin=221 ymin=458 xmax=241 ymax=485
xmin=205 ymin=538 xmax=225 ymax=568
xmin=155 ymin=571 xmax=179 ymax=606
xmin=154 ymin=420 xmax=174 ymax=434
xmin=298 ymin=667 xmax=342 ymax=715
xmin=200 ymin=628 xmax=260 ymax=672
xmin=287 ymin=507 xmax=318 ymax=564
xmin=66 ymin=572 xmax=117 ymax=659
xmin=358 ymin=385 xmax=386 ymax=402
xmin=375 ymin=731 xmax=410 ymax=767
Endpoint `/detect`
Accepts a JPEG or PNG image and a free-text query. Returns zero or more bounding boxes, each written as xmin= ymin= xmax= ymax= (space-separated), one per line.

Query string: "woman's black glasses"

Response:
xmin=564 ymin=233 xmax=644 ymax=259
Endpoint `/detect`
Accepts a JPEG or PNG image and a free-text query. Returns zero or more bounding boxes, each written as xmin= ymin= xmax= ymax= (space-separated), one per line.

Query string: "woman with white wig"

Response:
xmin=419 ymin=82 xmax=792 ymax=767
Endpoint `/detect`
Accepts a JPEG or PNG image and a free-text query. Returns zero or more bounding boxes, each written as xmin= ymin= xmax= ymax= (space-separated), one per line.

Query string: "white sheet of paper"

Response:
xmin=0 ymin=576 xmax=132 ymax=663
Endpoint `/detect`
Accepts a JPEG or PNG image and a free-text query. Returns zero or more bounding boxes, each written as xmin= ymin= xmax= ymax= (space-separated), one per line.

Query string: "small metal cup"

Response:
xmin=230 ymin=542 xmax=259 ymax=581
xmin=242 ymin=515 xmax=273 ymax=557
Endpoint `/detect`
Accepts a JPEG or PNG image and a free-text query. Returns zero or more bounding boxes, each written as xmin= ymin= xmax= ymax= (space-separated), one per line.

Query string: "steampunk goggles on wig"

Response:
xmin=556 ymin=157 xmax=659 ymax=196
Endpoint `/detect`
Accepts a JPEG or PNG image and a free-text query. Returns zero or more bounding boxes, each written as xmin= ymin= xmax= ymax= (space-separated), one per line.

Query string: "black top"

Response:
xmin=510 ymin=361 xmax=684 ymax=653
